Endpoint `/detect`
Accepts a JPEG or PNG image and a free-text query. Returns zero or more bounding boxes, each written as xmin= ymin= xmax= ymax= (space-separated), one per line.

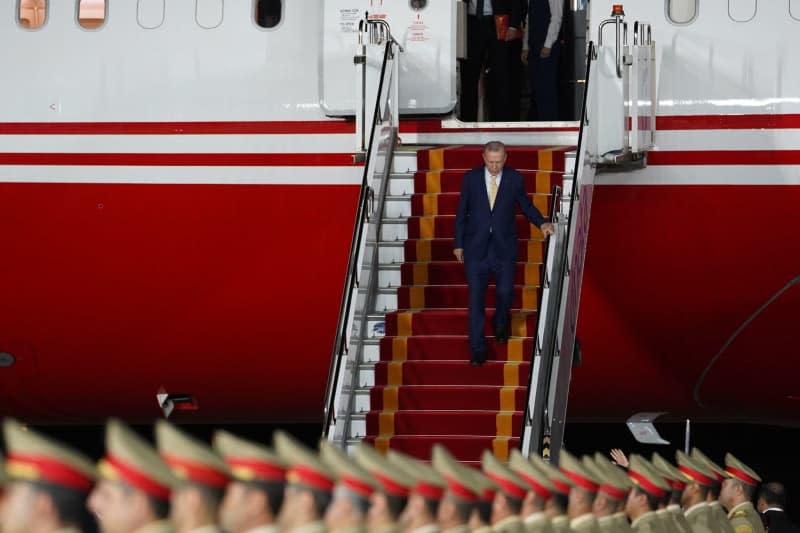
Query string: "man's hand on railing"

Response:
xmin=540 ymin=223 xmax=555 ymax=236
xmin=453 ymin=248 xmax=464 ymax=262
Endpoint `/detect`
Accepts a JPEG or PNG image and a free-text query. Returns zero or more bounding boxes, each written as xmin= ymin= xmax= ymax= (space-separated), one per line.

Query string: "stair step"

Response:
xmin=385 ymin=309 xmax=538 ymax=337
xmin=374 ymin=360 xmax=530 ymax=387
xmin=363 ymin=434 xmax=520 ymax=462
xmin=369 ymin=385 xmax=528 ymax=411
xmin=407 ymin=215 xmax=549 ymax=240
xmin=416 ymin=145 xmax=571 ymax=173
xmin=383 ymin=195 xmax=412 ymax=218
xmin=379 ymin=336 xmax=533 ymax=362
xmin=411 ymin=192 xmax=551 ymax=217
xmin=403 ymin=238 xmax=544 ymax=263
xmin=366 ymin=410 xmax=523 ymax=437
xmin=380 ymin=219 xmax=408 ymax=241
xmin=414 ymin=169 xmax=563 ymax=194
xmin=400 ymin=261 xmax=541 ymax=286
xmin=397 ymin=284 xmax=541 ymax=311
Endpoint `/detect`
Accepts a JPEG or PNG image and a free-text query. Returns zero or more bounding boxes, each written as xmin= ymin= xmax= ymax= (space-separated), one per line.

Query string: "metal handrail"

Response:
xmin=521 ymin=41 xmax=596 ymax=460
xmin=598 ymin=16 xmax=627 ymax=78
xmin=323 ymin=29 xmax=400 ymax=438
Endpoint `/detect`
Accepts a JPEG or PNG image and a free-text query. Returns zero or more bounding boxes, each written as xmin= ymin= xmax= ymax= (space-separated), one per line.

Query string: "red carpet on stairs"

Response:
xmin=366 ymin=144 xmax=567 ymax=465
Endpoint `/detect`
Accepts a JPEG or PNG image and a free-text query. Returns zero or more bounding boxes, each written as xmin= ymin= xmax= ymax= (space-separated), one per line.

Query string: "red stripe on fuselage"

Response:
xmin=0 ymin=121 xmax=356 ymax=135
xmin=0 ymin=153 xmax=359 ymax=166
xmin=648 ymin=150 xmax=800 ymax=165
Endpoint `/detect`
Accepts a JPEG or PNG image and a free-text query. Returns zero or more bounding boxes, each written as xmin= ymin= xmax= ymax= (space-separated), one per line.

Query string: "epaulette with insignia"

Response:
xmin=732 ymin=510 xmax=748 ymax=518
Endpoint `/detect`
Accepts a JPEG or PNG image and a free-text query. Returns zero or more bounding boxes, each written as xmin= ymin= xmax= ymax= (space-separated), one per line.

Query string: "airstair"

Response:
xmin=324 ymin=8 xmax=657 ymax=464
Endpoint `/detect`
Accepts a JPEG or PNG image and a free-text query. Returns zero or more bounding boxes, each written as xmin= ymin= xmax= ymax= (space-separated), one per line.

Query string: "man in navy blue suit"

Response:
xmin=454 ymin=141 xmax=554 ymax=365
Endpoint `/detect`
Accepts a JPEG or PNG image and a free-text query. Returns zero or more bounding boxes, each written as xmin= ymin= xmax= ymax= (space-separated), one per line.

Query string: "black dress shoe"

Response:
xmin=494 ymin=323 xmax=510 ymax=344
xmin=470 ymin=351 xmax=487 ymax=366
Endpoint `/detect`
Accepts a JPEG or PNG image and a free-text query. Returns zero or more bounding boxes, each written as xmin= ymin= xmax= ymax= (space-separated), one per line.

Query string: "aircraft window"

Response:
xmin=19 ymin=0 xmax=47 ymax=29
xmin=792 ymin=0 xmax=800 ymax=20
xmin=196 ymin=0 xmax=223 ymax=29
xmin=665 ymin=0 xmax=697 ymax=24
xmin=728 ymin=0 xmax=756 ymax=22
xmin=78 ymin=0 xmax=106 ymax=30
xmin=255 ymin=0 xmax=281 ymax=28
xmin=137 ymin=0 xmax=165 ymax=29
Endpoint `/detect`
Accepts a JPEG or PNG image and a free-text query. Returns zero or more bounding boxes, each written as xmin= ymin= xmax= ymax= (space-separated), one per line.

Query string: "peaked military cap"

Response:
xmin=651 ymin=452 xmax=687 ymax=492
xmin=529 ymin=453 xmax=573 ymax=496
xmin=559 ymin=449 xmax=600 ymax=493
xmin=585 ymin=455 xmax=630 ymax=501
xmin=353 ymin=442 xmax=413 ymax=498
xmin=724 ymin=453 xmax=761 ymax=486
xmin=387 ymin=449 xmax=445 ymax=501
xmin=509 ymin=448 xmax=553 ymax=500
xmin=432 ymin=444 xmax=479 ymax=502
xmin=320 ymin=440 xmax=376 ymax=498
xmin=274 ymin=430 xmax=335 ymax=492
xmin=627 ymin=454 xmax=669 ymax=499
xmin=3 ymin=418 xmax=96 ymax=492
xmin=214 ymin=429 xmax=286 ymax=483
xmin=481 ymin=449 xmax=528 ymax=501
xmin=675 ymin=450 xmax=716 ymax=487
xmin=98 ymin=418 xmax=178 ymax=501
xmin=691 ymin=448 xmax=727 ymax=483
xmin=467 ymin=461 xmax=498 ymax=503
xmin=155 ymin=419 xmax=229 ymax=489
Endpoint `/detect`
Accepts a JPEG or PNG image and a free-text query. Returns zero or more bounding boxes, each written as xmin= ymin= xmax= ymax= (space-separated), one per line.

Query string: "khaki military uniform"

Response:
xmin=684 ymin=503 xmax=715 ymax=533
xmin=711 ymin=503 xmax=736 ymax=533
xmin=550 ymin=516 xmax=571 ymax=533
xmin=373 ymin=525 xmax=401 ymax=533
xmin=443 ymin=526 xmax=471 ymax=533
xmin=728 ymin=502 xmax=766 ymax=533
xmin=53 ymin=529 xmax=83 ymax=533
xmin=410 ymin=525 xmax=440 ymax=533
xmin=188 ymin=527 xmax=222 ymax=533
xmin=245 ymin=527 xmax=280 ymax=533
xmin=133 ymin=521 xmax=175 ymax=533
xmin=614 ymin=512 xmax=635 ymax=532
xmin=631 ymin=511 xmax=670 ymax=533
xmin=524 ymin=512 xmax=554 ymax=533
xmin=668 ymin=504 xmax=694 ymax=533
xmin=473 ymin=527 xmax=492 ymax=533
xmin=599 ymin=514 xmax=633 ymax=533
xmin=570 ymin=513 xmax=602 ymax=533
xmin=493 ymin=516 xmax=526 ymax=533
xmin=289 ymin=521 xmax=328 ymax=533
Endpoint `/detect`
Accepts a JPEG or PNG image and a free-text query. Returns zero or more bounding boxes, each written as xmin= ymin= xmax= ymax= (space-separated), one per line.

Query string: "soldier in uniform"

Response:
xmin=88 ymin=418 xmax=178 ymax=533
xmin=353 ymin=443 xmax=413 ymax=533
xmin=214 ymin=429 xmax=286 ymax=533
xmin=480 ymin=450 xmax=526 ymax=533
xmin=387 ymin=449 xmax=445 ymax=533
xmin=274 ymin=430 xmax=334 ymax=533
xmin=319 ymin=440 xmax=377 ymax=533
xmin=0 ymin=418 xmax=96 ymax=533
xmin=651 ymin=452 xmax=692 ymax=533
xmin=720 ymin=454 xmax=765 ymax=533
xmin=692 ymin=449 xmax=735 ymax=533
xmin=624 ymin=455 xmax=670 ymax=533
xmin=432 ymin=445 xmax=479 ymax=533
xmin=558 ymin=450 xmax=602 ymax=533
xmin=465 ymin=465 xmax=496 ymax=533
xmin=676 ymin=450 xmax=719 ymax=533
xmin=528 ymin=454 xmax=572 ymax=533
xmin=507 ymin=449 xmax=554 ymax=533
xmin=155 ymin=420 xmax=228 ymax=533
xmin=584 ymin=455 xmax=633 ymax=533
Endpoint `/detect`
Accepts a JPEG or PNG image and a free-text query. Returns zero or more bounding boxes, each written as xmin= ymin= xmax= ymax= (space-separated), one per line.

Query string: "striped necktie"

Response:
xmin=489 ymin=175 xmax=498 ymax=209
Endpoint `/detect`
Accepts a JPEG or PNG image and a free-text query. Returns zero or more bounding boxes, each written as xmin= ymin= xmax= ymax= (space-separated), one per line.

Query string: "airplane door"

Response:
xmin=321 ymin=0 xmax=457 ymax=116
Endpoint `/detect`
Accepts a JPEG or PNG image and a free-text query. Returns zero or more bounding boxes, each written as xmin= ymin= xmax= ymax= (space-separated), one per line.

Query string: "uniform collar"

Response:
xmin=631 ymin=511 xmax=657 ymax=528
xmin=524 ymin=512 xmax=548 ymax=525
xmin=685 ymin=502 xmax=709 ymax=516
xmin=728 ymin=501 xmax=755 ymax=517
xmin=493 ymin=515 xmax=523 ymax=529
xmin=132 ymin=521 xmax=175 ymax=533
xmin=409 ymin=524 xmax=440 ymax=533
xmin=245 ymin=526 xmax=280 ymax=533
xmin=570 ymin=513 xmax=597 ymax=529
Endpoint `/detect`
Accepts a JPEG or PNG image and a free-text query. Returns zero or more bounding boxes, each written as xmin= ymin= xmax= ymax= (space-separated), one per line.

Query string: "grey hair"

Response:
xmin=483 ymin=141 xmax=506 ymax=153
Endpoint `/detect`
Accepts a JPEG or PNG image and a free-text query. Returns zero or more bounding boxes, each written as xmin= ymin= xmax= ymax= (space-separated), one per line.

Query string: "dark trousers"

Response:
xmin=528 ymin=41 xmax=561 ymax=121
xmin=460 ymin=15 xmax=511 ymax=122
xmin=465 ymin=240 xmax=515 ymax=354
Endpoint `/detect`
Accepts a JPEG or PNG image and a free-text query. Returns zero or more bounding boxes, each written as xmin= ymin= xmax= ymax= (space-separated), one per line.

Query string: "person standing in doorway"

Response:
xmin=522 ymin=0 xmax=563 ymax=120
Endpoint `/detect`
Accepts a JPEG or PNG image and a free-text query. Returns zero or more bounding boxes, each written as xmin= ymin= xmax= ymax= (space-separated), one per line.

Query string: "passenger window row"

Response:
xmin=667 ymin=0 xmax=800 ymax=24
xmin=17 ymin=0 xmax=282 ymax=31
